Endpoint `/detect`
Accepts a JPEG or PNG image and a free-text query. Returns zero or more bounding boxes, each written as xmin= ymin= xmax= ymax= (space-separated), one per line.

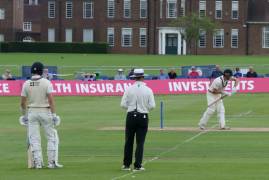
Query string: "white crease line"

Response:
xmin=111 ymin=124 xmax=217 ymax=180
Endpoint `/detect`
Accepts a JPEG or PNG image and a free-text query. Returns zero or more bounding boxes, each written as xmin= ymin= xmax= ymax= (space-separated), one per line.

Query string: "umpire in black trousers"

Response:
xmin=120 ymin=69 xmax=156 ymax=171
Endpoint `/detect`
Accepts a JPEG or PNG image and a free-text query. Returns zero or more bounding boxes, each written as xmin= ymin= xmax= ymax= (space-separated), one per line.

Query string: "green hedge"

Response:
xmin=0 ymin=42 xmax=108 ymax=53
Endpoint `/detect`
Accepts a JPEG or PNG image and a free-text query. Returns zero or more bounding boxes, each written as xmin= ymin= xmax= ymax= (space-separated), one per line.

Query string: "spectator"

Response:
xmin=234 ymin=67 xmax=243 ymax=78
xmin=95 ymin=72 xmax=101 ymax=81
xmin=188 ymin=66 xmax=201 ymax=78
xmin=158 ymin=69 xmax=169 ymax=80
xmin=83 ymin=73 xmax=96 ymax=81
xmin=2 ymin=69 xmax=15 ymax=80
xmin=246 ymin=66 xmax=258 ymax=78
xmin=114 ymin=69 xmax=127 ymax=80
xmin=42 ymin=68 xmax=53 ymax=80
xmin=211 ymin=65 xmax=223 ymax=79
xmin=168 ymin=69 xmax=177 ymax=79
xmin=128 ymin=68 xmax=135 ymax=79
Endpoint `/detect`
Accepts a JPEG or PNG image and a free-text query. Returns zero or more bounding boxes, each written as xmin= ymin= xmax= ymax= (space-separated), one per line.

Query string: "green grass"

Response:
xmin=0 ymin=94 xmax=269 ymax=180
xmin=0 ymin=53 xmax=269 ymax=179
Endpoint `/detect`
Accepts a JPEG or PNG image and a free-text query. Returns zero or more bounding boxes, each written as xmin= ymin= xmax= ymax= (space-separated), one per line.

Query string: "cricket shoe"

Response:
xmin=48 ymin=162 xmax=63 ymax=169
xmin=219 ymin=127 xmax=231 ymax=130
xmin=121 ymin=165 xmax=131 ymax=171
xmin=133 ymin=167 xmax=145 ymax=172
xmin=198 ymin=124 xmax=206 ymax=130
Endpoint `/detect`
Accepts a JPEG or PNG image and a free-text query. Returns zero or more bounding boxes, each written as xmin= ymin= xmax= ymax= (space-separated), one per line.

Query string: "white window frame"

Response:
xmin=48 ymin=1 xmax=56 ymax=19
xmin=0 ymin=8 xmax=5 ymax=20
xmin=48 ymin=28 xmax=55 ymax=42
xmin=199 ymin=0 xmax=206 ymax=18
xmin=23 ymin=22 xmax=32 ymax=32
xmin=29 ymin=0 xmax=38 ymax=5
xmin=213 ymin=29 xmax=224 ymax=48
xmin=83 ymin=29 xmax=94 ymax=42
xmin=83 ymin=1 xmax=93 ymax=19
xmin=215 ymin=0 xmax=222 ymax=19
xmin=107 ymin=0 xmax=115 ymax=18
xmin=231 ymin=0 xmax=239 ymax=19
xmin=65 ymin=28 xmax=73 ymax=42
xmin=121 ymin=28 xmax=132 ymax=47
xmin=140 ymin=0 xmax=147 ymax=18
xmin=262 ymin=26 xmax=269 ymax=48
xmin=107 ymin=28 xmax=115 ymax=47
xmin=66 ymin=1 xmax=73 ymax=19
xmin=0 ymin=34 xmax=4 ymax=42
xmin=167 ymin=0 xmax=177 ymax=18
xmin=231 ymin=29 xmax=238 ymax=48
xmin=139 ymin=28 xmax=147 ymax=48
xmin=124 ymin=0 xmax=131 ymax=18
xmin=199 ymin=29 xmax=206 ymax=48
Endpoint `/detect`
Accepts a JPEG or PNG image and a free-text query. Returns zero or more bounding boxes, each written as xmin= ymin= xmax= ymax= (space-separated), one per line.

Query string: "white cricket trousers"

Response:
xmin=28 ymin=108 xmax=58 ymax=165
xmin=199 ymin=92 xmax=226 ymax=128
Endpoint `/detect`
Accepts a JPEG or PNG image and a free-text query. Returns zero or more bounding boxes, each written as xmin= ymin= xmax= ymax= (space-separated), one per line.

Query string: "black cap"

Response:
xmin=31 ymin=62 xmax=44 ymax=76
xmin=223 ymin=69 xmax=233 ymax=77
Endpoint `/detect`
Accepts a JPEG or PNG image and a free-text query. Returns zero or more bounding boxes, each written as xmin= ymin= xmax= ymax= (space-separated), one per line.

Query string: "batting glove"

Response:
xmin=19 ymin=116 xmax=28 ymax=126
xmin=52 ymin=113 xmax=61 ymax=126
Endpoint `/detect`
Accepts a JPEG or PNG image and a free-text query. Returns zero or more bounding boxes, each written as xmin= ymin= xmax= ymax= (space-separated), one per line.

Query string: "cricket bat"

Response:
xmin=208 ymin=94 xmax=228 ymax=107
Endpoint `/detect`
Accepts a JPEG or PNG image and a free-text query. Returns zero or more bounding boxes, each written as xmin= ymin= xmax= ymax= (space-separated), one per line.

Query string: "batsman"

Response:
xmin=198 ymin=69 xmax=239 ymax=130
xmin=20 ymin=62 xmax=63 ymax=169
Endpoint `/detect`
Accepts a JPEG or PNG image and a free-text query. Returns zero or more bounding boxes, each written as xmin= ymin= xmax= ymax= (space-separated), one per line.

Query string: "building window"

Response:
xmin=65 ymin=29 xmax=73 ymax=42
xmin=124 ymin=0 xmax=131 ymax=18
xmin=107 ymin=28 xmax=115 ymax=47
xmin=199 ymin=29 xmax=206 ymax=48
xmin=179 ymin=0 xmax=185 ymax=16
xmin=231 ymin=29 xmax=238 ymax=48
xmin=139 ymin=28 xmax=147 ymax=47
xmin=83 ymin=29 xmax=94 ymax=42
xmin=48 ymin=1 xmax=56 ymax=18
xmin=215 ymin=0 xmax=222 ymax=19
xmin=213 ymin=29 xmax=224 ymax=48
xmin=121 ymin=28 xmax=132 ymax=47
xmin=107 ymin=0 xmax=115 ymax=18
xmin=0 ymin=34 xmax=4 ymax=42
xmin=23 ymin=36 xmax=35 ymax=42
xmin=23 ymin=22 xmax=32 ymax=32
xmin=0 ymin=9 xmax=5 ymax=20
xmin=66 ymin=1 xmax=73 ymax=19
xmin=48 ymin=28 xmax=55 ymax=42
xmin=29 ymin=0 xmax=38 ymax=5
xmin=262 ymin=26 xmax=269 ymax=48
xmin=167 ymin=0 xmax=177 ymax=18
xmin=160 ymin=0 xmax=163 ymax=18
xmin=199 ymin=0 xmax=206 ymax=18
xmin=83 ymin=1 xmax=93 ymax=19
xmin=140 ymin=0 xmax=147 ymax=18
xmin=231 ymin=1 xmax=239 ymax=19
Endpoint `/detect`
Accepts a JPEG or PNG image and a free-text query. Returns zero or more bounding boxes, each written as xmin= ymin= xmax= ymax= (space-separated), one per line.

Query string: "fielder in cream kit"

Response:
xmin=198 ymin=69 xmax=239 ymax=130
xmin=20 ymin=62 xmax=63 ymax=169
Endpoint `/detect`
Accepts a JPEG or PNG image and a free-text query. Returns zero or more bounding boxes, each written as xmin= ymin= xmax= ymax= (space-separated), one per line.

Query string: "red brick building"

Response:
xmin=0 ymin=0 xmax=24 ymax=42
xmin=1 ymin=0 xmax=269 ymax=55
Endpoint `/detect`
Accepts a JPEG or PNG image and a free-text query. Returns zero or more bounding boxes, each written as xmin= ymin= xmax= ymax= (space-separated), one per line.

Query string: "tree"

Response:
xmin=171 ymin=13 xmax=218 ymax=55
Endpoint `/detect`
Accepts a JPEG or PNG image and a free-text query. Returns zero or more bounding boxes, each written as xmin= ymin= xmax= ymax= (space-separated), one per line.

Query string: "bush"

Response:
xmin=0 ymin=42 xmax=108 ymax=53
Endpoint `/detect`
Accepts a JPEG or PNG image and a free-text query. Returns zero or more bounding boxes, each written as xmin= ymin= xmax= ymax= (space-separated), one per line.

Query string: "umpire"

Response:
xmin=120 ymin=68 xmax=156 ymax=171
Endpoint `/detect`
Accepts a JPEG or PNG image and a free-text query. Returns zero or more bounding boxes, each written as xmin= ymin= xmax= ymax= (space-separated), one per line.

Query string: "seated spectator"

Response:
xmin=42 ymin=68 xmax=53 ymax=80
xmin=128 ymin=68 xmax=135 ymax=79
xmin=2 ymin=69 xmax=15 ymax=80
xmin=114 ymin=69 xmax=127 ymax=80
xmin=158 ymin=69 xmax=169 ymax=80
xmin=83 ymin=73 xmax=96 ymax=81
xmin=246 ymin=66 xmax=258 ymax=78
xmin=168 ymin=69 xmax=177 ymax=79
xmin=95 ymin=72 xmax=101 ymax=81
xmin=234 ymin=67 xmax=243 ymax=78
xmin=188 ymin=66 xmax=201 ymax=78
xmin=211 ymin=65 xmax=223 ymax=79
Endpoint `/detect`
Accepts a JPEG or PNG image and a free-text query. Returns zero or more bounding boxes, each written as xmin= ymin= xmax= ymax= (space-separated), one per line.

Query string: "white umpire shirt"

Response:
xmin=121 ymin=81 xmax=156 ymax=114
